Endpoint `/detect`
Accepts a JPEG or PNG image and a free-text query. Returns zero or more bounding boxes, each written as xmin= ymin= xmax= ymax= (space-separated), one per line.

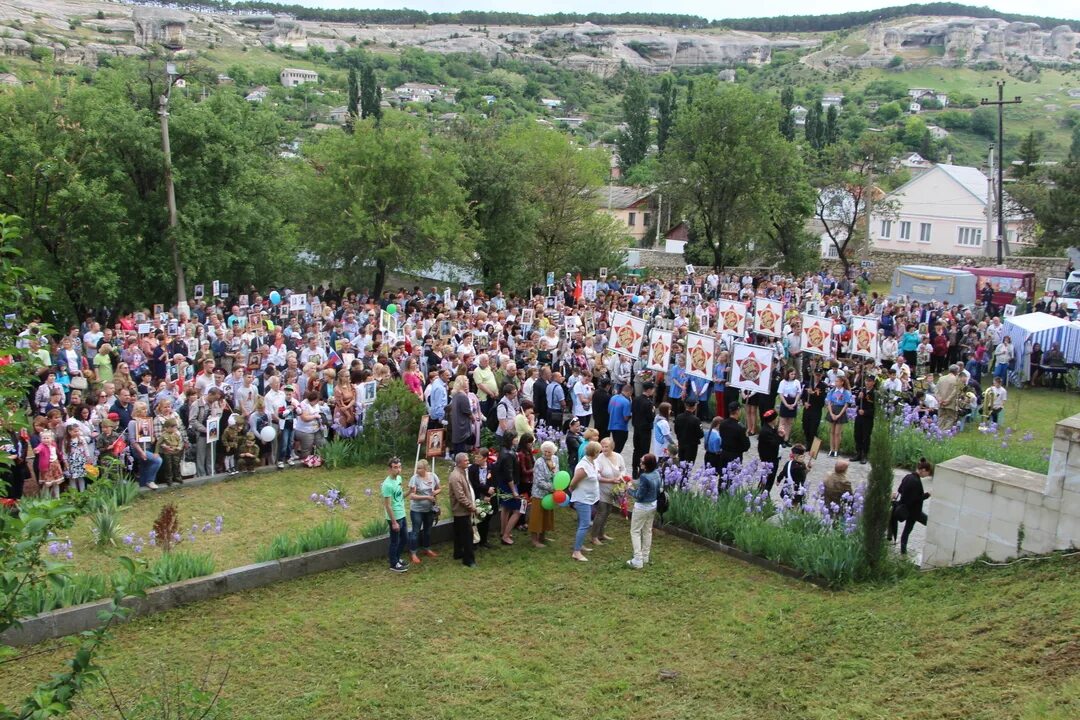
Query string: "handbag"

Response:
xmin=70 ymin=375 xmax=89 ymax=391
xmin=180 ymin=459 xmax=197 ymax=477
xmin=891 ymin=500 xmax=909 ymax=523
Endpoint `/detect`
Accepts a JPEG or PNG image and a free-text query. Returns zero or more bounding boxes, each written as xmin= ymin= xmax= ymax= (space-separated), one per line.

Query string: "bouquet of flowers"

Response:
xmin=474 ymin=498 xmax=493 ymax=522
xmin=612 ymin=475 xmax=630 ymax=518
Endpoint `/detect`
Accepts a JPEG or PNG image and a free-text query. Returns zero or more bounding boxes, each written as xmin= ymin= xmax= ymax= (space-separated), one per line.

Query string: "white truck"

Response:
xmin=1045 ymin=271 xmax=1080 ymax=312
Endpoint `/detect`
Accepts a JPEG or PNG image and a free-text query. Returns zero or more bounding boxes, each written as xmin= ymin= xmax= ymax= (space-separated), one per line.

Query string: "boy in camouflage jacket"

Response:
xmin=156 ymin=417 xmax=185 ymax=486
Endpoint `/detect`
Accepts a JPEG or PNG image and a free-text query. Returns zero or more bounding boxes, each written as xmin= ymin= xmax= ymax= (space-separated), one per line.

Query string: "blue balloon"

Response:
xmin=559 ymin=496 xmax=572 ymax=507
xmin=269 ymin=291 xmax=281 ymax=305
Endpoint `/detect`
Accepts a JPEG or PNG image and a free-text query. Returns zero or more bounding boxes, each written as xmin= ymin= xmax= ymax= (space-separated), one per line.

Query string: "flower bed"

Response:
xmin=659 ymin=460 xmax=911 ymax=588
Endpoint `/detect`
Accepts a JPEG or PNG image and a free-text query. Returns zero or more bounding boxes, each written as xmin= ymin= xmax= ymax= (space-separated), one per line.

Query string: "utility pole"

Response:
xmin=160 ymin=62 xmax=189 ymax=317
xmin=980 ymin=80 xmax=1021 ymax=265
xmin=985 ymin=144 xmax=995 ymax=259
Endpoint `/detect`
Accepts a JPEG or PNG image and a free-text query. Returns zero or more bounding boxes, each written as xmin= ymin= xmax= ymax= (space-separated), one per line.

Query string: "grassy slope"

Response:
xmin=1 ymin=527 xmax=1077 ymax=719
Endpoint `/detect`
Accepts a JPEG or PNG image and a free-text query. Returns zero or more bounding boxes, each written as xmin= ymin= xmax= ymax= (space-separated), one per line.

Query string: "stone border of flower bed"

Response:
xmin=658 ymin=523 xmax=836 ymax=591
xmin=1 ymin=521 xmax=454 ymax=647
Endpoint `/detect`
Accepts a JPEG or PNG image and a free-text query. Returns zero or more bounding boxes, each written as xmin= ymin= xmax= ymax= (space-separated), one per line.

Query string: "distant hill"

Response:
xmin=154 ymin=2 xmax=1077 ymax=31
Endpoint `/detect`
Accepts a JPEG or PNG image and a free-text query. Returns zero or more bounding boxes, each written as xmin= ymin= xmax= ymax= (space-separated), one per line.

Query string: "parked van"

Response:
xmin=955 ymin=267 xmax=1035 ymax=307
xmin=1045 ymin=271 xmax=1080 ymax=313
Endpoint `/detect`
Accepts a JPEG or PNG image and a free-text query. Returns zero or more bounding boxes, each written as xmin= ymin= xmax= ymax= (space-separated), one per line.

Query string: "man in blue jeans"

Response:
xmin=381 ymin=457 xmax=409 ymax=573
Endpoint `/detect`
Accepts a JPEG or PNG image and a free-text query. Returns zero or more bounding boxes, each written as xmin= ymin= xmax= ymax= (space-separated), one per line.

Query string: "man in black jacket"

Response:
xmin=757 ymin=409 xmax=783 ymax=492
xmin=532 ymin=366 xmax=550 ymax=427
xmin=630 ymin=382 xmax=656 ymax=478
xmin=674 ymin=400 xmax=704 ymax=466
xmin=853 ymin=375 xmax=877 ymax=464
xmin=716 ymin=401 xmax=751 ymax=473
xmin=592 ymin=379 xmax=612 ymax=439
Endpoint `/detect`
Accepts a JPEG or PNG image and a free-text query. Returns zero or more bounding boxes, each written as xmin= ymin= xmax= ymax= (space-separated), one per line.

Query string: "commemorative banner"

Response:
xmin=730 ymin=342 xmax=775 ymax=394
xmin=607 ymin=311 xmax=646 ymax=358
xmin=715 ymin=299 xmax=747 ymax=338
xmin=800 ymin=313 xmax=834 ymax=357
xmin=646 ymin=329 xmax=673 ymax=372
xmin=684 ymin=332 xmax=715 ymax=380
xmin=849 ymin=316 xmax=879 ymax=359
xmin=753 ymin=298 xmax=784 ymax=338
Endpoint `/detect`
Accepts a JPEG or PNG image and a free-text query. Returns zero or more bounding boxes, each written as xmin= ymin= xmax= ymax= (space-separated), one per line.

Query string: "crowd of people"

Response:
xmin=4 ymin=266 xmax=1055 ymax=565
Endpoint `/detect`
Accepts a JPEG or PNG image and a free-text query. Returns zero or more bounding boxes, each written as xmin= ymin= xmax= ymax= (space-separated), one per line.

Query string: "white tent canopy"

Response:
xmin=1004 ymin=313 xmax=1080 ymax=379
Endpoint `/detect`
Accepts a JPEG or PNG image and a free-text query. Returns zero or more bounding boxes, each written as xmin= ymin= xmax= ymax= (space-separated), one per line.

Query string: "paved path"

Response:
xmin=616 ymin=423 xmax=926 ymax=563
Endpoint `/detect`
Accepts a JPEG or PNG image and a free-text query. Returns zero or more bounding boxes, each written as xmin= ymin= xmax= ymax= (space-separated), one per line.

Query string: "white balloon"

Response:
xmin=227 ymin=414 xmax=237 ymax=426
xmin=259 ymin=425 xmax=277 ymax=443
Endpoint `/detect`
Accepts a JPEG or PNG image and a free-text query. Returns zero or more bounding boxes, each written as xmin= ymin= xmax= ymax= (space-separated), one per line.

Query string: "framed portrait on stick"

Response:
xmin=646 ymin=329 xmax=673 ymax=372
xmin=753 ymin=298 xmax=784 ymax=338
xmin=849 ymin=316 xmax=879 ymax=359
xmin=607 ymin=311 xmax=645 ymax=358
xmin=425 ymin=429 xmax=445 ymax=459
xmin=730 ymin=342 xmax=774 ymax=394
xmin=800 ymin=314 xmax=834 ymax=357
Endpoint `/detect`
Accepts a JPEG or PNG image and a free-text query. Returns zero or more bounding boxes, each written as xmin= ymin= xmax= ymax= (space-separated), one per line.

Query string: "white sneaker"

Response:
xmin=276 ymin=462 xmax=285 ymax=469
xmin=146 ymin=482 xmax=159 ymax=490
xmin=626 ymin=559 xmax=643 ymax=569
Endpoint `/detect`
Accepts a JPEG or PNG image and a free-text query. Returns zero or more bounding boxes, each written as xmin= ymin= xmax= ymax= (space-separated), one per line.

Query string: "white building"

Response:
xmin=393 ymin=83 xmax=444 ymax=103
xmin=870 ymin=164 xmax=1032 ymax=258
xmin=908 ymin=88 xmax=949 ymax=107
xmin=244 ymin=85 xmax=269 ymax=103
xmin=790 ymin=104 xmax=808 ymax=126
xmin=280 ymin=68 xmax=318 ymax=88
xmin=821 ymin=92 xmax=844 ymax=109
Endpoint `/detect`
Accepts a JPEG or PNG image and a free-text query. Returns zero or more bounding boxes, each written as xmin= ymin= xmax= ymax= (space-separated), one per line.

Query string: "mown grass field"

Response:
xmin=2 ymin=524 xmax=1077 ymax=720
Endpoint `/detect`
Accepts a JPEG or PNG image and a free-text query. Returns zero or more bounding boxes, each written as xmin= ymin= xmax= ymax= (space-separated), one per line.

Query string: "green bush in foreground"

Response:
xmin=254 ymin=518 xmax=350 ymax=562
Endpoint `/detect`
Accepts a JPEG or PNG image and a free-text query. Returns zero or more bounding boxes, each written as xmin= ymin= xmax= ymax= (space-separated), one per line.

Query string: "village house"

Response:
xmin=595 ymin=186 xmax=655 ymax=244
xmin=279 ymin=68 xmax=318 ymax=88
xmin=327 ymin=106 xmax=349 ymax=124
xmin=540 ymin=97 xmax=562 ymax=109
xmin=908 ymin=88 xmax=949 ymax=107
xmin=821 ymin=92 xmax=844 ymax=109
xmin=244 ymin=85 xmax=270 ymax=102
xmin=790 ymin=104 xmax=808 ymax=126
xmin=869 ymin=163 xmax=1033 ymax=258
xmin=393 ymin=83 xmax=445 ymax=103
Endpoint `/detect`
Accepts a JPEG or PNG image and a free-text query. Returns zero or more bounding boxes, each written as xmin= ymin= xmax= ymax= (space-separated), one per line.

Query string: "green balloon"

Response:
xmin=553 ymin=471 xmax=571 ymax=491
xmin=387 ymin=303 xmax=398 ymax=314
xmin=541 ymin=494 xmax=556 ymax=510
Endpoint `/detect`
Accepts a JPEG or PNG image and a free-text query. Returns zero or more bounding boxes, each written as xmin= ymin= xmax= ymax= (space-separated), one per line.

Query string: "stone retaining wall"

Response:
xmin=822 ymin=250 xmax=1069 ymax=292
xmin=921 ymin=412 xmax=1080 ymax=568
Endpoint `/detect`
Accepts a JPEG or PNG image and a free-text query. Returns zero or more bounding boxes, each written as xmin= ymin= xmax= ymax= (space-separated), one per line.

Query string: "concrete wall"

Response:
xmin=822 ymin=250 xmax=1068 ymax=292
xmin=921 ymin=412 xmax=1080 ymax=568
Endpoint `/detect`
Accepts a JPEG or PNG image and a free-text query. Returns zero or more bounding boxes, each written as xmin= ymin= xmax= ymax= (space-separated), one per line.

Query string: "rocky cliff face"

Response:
xmin=834 ymin=16 xmax=1079 ymax=68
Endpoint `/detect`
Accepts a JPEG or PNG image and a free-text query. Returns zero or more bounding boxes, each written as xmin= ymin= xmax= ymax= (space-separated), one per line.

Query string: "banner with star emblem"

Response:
xmin=730 ymin=342 xmax=774 ymax=393
xmin=753 ymin=298 xmax=783 ymax=338
xmin=715 ymin=299 xmax=747 ymax=338
xmin=849 ymin=316 xmax=879 ymax=359
xmin=607 ymin=311 xmax=645 ymax=358
xmin=684 ymin=332 xmax=715 ymax=380
xmin=646 ymin=328 xmax=673 ymax=372
xmin=800 ymin=313 xmax=834 ymax=357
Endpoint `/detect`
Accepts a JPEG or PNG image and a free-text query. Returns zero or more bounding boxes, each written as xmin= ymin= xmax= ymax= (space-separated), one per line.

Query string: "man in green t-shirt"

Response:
xmin=381 ymin=457 xmax=409 ymax=573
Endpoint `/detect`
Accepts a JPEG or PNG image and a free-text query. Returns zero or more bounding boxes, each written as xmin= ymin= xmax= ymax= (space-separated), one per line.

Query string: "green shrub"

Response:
xmin=111 ymin=478 xmax=140 ymax=507
xmin=90 ymin=505 xmax=123 ymax=547
xmin=357 ymin=380 xmax=425 ymax=462
xmin=16 ymin=573 xmax=107 ymax=617
xmin=254 ymin=518 xmax=349 ymax=562
xmin=360 ymin=517 xmax=388 ymax=539
xmin=319 ymin=438 xmax=361 ymax=470
xmin=118 ymin=551 xmax=217 ymax=594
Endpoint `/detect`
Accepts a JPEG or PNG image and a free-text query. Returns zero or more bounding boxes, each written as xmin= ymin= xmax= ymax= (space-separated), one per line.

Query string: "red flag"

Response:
xmin=573 ymin=273 xmax=583 ymax=303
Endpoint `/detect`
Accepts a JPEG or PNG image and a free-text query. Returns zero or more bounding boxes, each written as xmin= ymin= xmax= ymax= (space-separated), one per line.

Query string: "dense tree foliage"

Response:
xmin=661 ymin=81 xmax=807 ymax=271
xmin=656 ymin=75 xmax=678 ymax=155
xmin=617 ymin=72 xmax=651 ymax=173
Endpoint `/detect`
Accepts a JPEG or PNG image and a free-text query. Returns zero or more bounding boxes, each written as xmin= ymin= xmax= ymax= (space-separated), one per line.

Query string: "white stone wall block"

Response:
xmin=961 ymin=487 xmax=994 ymax=516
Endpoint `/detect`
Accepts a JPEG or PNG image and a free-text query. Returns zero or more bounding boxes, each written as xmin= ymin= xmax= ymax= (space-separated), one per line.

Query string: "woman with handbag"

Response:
xmin=889 ymin=458 xmax=933 ymax=555
xmin=592 ymin=437 xmax=625 ymax=546
xmin=627 ymin=453 xmax=660 ymax=569
xmin=568 ymin=441 xmax=601 ymax=563
xmin=529 ymin=440 xmax=557 ymax=548
xmin=649 ymin=402 xmax=676 ymax=462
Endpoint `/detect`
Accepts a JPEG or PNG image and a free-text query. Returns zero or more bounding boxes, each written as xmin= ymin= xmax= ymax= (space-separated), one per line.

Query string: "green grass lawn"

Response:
xmin=2 ymin=525 xmax=1077 ymax=719
xmin=62 ymin=463 xmax=455 ymax=579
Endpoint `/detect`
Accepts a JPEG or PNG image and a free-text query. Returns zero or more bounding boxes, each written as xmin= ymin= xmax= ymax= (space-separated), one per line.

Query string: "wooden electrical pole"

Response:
xmin=980 ymin=80 xmax=1021 ymax=265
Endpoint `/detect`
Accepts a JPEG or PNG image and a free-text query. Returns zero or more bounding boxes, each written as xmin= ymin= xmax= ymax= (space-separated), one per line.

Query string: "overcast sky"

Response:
xmin=286 ymin=1 xmax=1079 ymax=22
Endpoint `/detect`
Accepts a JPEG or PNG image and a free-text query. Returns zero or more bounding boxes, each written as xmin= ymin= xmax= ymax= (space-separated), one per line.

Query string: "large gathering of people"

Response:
xmin=4 ymin=265 xmax=1067 ymax=566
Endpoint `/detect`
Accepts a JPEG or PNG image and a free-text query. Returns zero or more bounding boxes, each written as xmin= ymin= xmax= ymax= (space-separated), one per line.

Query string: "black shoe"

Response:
xmin=464 ymin=562 xmax=477 ymax=568
xmin=390 ymin=563 xmax=408 ymax=573
xmin=453 ymin=554 xmax=463 ymax=560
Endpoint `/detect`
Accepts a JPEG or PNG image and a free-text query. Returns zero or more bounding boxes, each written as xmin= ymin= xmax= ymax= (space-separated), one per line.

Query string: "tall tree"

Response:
xmin=359 ymin=63 xmax=382 ymax=120
xmin=300 ymin=114 xmax=471 ymax=297
xmin=660 ymin=80 xmax=806 ymax=271
xmin=779 ymin=86 xmax=796 ymax=141
xmin=617 ymin=72 xmax=651 ymax=173
xmin=825 ymin=103 xmax=840 ymax=146
xmin=861 ymin=387 xmax=894 ymax=575
xmin=805 ymin=100 xmax=824 ymax=150
xmin=1014 ymin=129 xmax=1041 ymax=179
xmin=346 ymin=66 xmax=359 ymax=132
xmin=656 ymin=74 xmax=678 ymax=154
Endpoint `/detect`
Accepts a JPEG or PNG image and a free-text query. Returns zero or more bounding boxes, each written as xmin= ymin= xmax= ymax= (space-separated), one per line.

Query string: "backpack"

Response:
xmin=655 ymin=474 xmax=669 ymax=515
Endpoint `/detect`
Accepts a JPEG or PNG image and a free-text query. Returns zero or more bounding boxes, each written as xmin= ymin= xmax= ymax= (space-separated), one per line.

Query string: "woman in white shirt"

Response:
xmin=776 ymin=367 xmax=802 ymax=442
xmin=568 ymin=441 xmax=601 ymax=562
xmin=650 ymin=402 xmax=675 ymax=460
xmin=592 ymin=437 xmax=626 ymax=546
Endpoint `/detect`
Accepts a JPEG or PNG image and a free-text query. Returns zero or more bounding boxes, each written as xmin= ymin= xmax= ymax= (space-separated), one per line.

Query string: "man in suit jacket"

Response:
xmin=674 ymin=400 xmax=703 ymax=465
xmin=935 ymin=364 xmax=961 ymax=430
xmin=716 ymin=401 xmax=751 ymax=472
xmin=630 ymin=382 xmax=656 ymax=478
xmin=532 ymin=366 xmax=550 ymax=425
